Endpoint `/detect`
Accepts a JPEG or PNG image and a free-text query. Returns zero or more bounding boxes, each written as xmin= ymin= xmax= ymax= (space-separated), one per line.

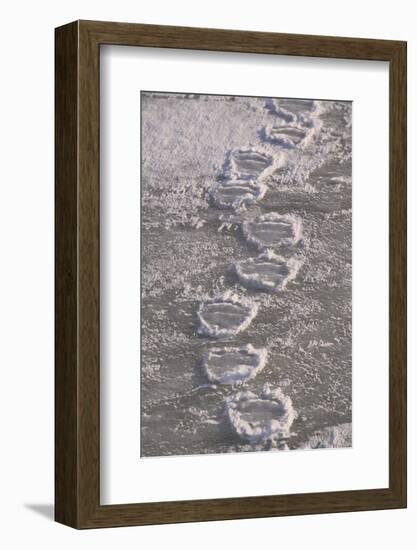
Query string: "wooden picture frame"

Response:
xmin=55 ymin=20 xmax=407 ymax=529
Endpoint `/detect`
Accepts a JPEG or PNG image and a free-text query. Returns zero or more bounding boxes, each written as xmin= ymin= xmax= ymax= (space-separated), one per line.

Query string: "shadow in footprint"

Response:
xmin=221 ymin=148 xmax=273 ymax=181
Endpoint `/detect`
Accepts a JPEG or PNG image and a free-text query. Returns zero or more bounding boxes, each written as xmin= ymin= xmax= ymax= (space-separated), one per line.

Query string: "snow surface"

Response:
xmin=300 ymin=423 xmax=352 ymax=449
xmin=141 ymin=92 xmax=352 ymax=457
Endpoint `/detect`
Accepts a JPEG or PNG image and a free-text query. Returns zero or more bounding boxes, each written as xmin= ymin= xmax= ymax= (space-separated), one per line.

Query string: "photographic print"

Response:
xmin=141 ymin=91 xmax=352 ymax=457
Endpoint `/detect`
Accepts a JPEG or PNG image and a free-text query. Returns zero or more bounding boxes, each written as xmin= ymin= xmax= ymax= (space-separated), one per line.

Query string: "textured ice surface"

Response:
xmin=211 ymin=179 xmax=267 ymax=211
xmin=235 ymin=249 xmax=301 ymax=291
xmin=197 ymin=292 xmax=258 ymax=338
xmin=226 ymin=384 xmax=296 ymax=443
xmin=242 ymin=212 xmax=302 ymax=250
xmin=300 ymin=423 xmax=352 ymax=449
xmin=202 ymin=344 xmax=267 ymax=385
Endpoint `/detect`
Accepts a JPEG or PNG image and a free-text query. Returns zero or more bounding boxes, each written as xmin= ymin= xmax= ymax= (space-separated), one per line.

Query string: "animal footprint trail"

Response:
xmin=195 ymin=98 xmax=320 ymax=447
xmin=196 ymin=146 xmax=273 ymax=390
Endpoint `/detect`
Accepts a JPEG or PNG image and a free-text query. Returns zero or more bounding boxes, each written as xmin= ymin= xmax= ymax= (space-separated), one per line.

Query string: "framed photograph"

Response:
xmin=55 ymin=20 xmax=406 ymax=528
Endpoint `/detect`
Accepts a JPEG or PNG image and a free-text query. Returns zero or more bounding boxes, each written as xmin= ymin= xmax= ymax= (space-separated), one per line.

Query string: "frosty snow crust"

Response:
xmin=300 ymin=423 xmax=352 ymax=449
xmin=142 ymin=92 xmax=352 ymax=453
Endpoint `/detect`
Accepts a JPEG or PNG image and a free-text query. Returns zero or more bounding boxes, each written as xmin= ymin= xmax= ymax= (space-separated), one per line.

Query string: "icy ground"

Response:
xmin=141 ymin=92 xmax=352 ymax=457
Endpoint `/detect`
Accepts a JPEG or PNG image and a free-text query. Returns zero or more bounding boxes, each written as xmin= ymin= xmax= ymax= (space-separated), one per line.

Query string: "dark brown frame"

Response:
xmin=55 ymin=20 xmax=407 ymax=529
